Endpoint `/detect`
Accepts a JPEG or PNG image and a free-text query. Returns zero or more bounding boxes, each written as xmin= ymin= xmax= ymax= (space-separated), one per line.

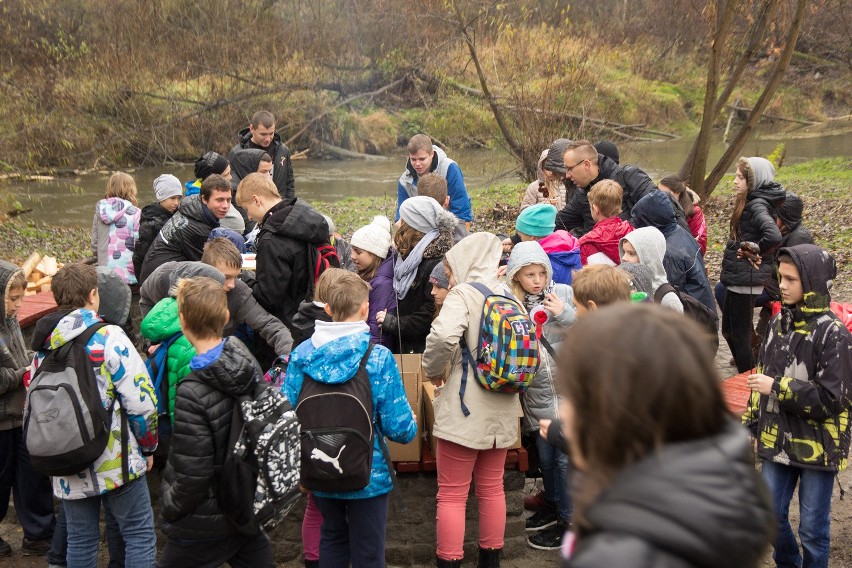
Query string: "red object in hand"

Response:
xmin=22 ymin=369 xmax=31 ymax=388
xmin=531 ymin=306 xmax=549 ymax=340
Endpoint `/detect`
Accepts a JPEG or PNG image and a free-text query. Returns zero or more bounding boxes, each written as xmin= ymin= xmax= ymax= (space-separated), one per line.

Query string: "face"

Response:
xmin=621 ymin=240 xmax=639 ymax=264
xmin=203 ymin=189 xmax=232 ymax=219
xmin=445 ymin=264 xmax=456 ymax=288
xmin=350 ymin=246 xmax=375 ymax=271
xmin=257 ymin=161 xmax=273 ymax=176
xmin=220 ymin=165 xmax=232 ymax=181
xmin=515 ymin=264 xmax=548 ymax=295
xmin=734 ymin=168 xmax=749 ymax=195
xmin=431 ymin=284 xmax=449 ymax=306
xmin=409 ymin=149 xmax=434 ymax=176
xmin=214 ymin=262 xmax=241 ymax=292
xmin=250 ymin=123 xmax=275 ymax=148
xmin=778 ymin=261 xmax=804 ymax=305
xmin=159 ymin=195 xmax=182 ymax=213
xmin=5 ymin=286 xmax=24 ymax=318
xmin=562 ymin=150 xmax=595 ymax=188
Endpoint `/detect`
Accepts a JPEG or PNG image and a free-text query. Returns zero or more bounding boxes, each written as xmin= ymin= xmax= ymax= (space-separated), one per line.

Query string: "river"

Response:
xmin=9 ymin=130 xmax=851 ymax=227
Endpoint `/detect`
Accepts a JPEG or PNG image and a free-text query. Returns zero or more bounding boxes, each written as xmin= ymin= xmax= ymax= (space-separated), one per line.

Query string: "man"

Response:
xmin=232 ymin=110 xmax=295 ymax=200
xmin=138 ymin=174 xmax=231 ymax=284
xmin=396 ymin=134 xmax=472 ymax=229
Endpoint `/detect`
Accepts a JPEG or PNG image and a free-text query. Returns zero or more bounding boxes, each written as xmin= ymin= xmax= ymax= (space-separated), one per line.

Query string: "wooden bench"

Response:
xmin=16 ymin=291 xmax=57 ymax=329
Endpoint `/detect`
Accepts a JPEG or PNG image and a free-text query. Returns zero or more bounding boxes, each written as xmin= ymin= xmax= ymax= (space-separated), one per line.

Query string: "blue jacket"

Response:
xmin=396 ymin=146 xmax=473 ymax=222
xmin=283 ymin=331 xmax=417 ymax=499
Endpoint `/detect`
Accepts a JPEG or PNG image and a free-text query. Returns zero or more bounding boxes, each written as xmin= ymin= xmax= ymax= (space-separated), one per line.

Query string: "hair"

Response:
xmin=564 ymin=140 xmax=598 ymax=165
xmin=200 ymin=174 xmax=232 ymax=201
xmin=250 ymin=110 xmax=275 ymax=129
xmin=260 ymin=152 xmax=273 ymax=163
xmin=588 ymin=179 xmax=623 ymax=218
xmin=105 ymin=172 xmax=138 ymax=206
xmin=319 ymin=268 xmax=370 ymax=321
xmin=353 ymin=247 xmax=383 ymax=282
xmin=51 ymin=262 xmax=98 ymax=310
xmin=236 ymin=172 xmax=280 ymax=206
xmin=202 ymin=238 xmax=242 ymax=270
xmin=8 ymin=271 xmax=27 ymax=292
xmin=571 ymin=265 xmax=631 ymax=307
xmin=176 ymin=277 xmax=228 ymax=339
xmin=729 ymin=157 xmax=753 ymax=239
xmin=777 ymin=252 xmax=795 ymax=267
xmin=557 ymin=303 xmax=727 ymax=528
xmin=313 ymin=265 xmax=336 ymax=304
xmin=407 ymin=134 xmax=433 ymax=155
xmin=394 ymin=221 xmax=425 ymax=258
xmin=417 ymin=173 xmax=448 ymax=206
xmin=659 ymin=175 xmax=695 ymax=219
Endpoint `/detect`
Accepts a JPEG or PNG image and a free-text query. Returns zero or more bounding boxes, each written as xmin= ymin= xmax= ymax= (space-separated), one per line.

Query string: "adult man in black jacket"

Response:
xmin=231 ymin=110 xmax=295 ymax=200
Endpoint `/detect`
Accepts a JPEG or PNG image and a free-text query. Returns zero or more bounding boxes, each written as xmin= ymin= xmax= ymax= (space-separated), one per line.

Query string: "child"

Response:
xmin=570 ymin=264 xmax=632 ymax=315
xmin=159 ymin=277 xmax=274 ymax=567
xmin=658 ymin=175 xmax=707 ymax=256
xmin=422 ymin=232 xmax=518 ymax=567
xmin=520 ymin=139 xmax=571 ymax=212
xmin=744 ymin=244 xmax=851 ymax=568
xmin=284 ymin=269 xmax=417 ymax=567
xmin=512 ymin=203 xmax=582 ymax=285
xmin=350 ymin=215 xmax=395 ymax=348
xmin=133 ymin=173 xmax=183 ymax=277
xmin=505 ymin=242 xmax=575 ymax=551
xmin=0 ymin=261 xmax=55 ymax=558
xmin=291 ymin=269 xmax=335 ymax=347
xmin=418 ymin=173 xmax=467 ymax=241
xmin=558 ymin=304 xmax=774 ymax=566
xmin=578 ymin=179 xmax=633 ymax=266
xmin=186 ymin=151 xmax=231 ymax=196
xmin=429 ymin=262 xmax=451 ymax=315
xmin=619 ymin=227 xmax=684 ymax=313
xmin=29 ymin=262 xmax=158 ymax=567
xmin=92 ymin=171 xmax=141 ymax=284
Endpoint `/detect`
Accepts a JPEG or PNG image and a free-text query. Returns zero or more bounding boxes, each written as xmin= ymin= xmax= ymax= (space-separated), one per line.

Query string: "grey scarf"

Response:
xmin=393 ymin=230 xmax=438 ymax=300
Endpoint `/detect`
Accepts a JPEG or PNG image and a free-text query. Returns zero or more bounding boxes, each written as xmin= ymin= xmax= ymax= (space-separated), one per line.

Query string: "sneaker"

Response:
xmin=0 ymin=537 xmax=11 ymax=557
xmin=21 ymin=537 xmax=51 ymax=556
xmin=525 ymin=507 xmax=558 ymax=532
xmin=524 ymin=489 xmax=548 ymax=511
xmin=527 ymin=519 xmax=571 ymax=550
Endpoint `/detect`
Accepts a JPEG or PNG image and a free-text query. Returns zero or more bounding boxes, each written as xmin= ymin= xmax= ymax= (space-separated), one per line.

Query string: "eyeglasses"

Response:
xmin=564 ymin=159 xmax=586 ymax=172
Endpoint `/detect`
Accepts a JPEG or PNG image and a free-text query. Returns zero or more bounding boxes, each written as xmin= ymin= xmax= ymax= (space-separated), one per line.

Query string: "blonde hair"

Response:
xmin=571 ymin=265 xmax=631 ymax=307
xmin=236 ymin=172 xmax=280 ymax=207
xmin=106 ymin=172 xmax=138 ymax=206
xmin=319 ymin=268 xmax=370 ymax=321
xmin=202 ymin=238 xmax=242 ymax=270
xmin=176 ymin=277 xmax=228 ymax=339
xmin=588 ymin=180 xmax=623 ymax=218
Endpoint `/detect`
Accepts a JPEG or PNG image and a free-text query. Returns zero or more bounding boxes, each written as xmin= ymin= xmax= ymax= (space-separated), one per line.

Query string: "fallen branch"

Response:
xmin=310 ymin=138 xmax=388 ymax=160
xmin=727 ymin=105 xmax=819 ymax=126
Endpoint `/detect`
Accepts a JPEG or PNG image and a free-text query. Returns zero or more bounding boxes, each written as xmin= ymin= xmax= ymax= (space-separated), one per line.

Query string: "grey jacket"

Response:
xmin=0 ymin=261 xmax=30 ymax=431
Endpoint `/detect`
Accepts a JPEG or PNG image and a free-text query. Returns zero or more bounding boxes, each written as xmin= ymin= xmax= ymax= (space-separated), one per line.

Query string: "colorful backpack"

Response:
xmin=458 ymin=282 xmax=540 ymax=416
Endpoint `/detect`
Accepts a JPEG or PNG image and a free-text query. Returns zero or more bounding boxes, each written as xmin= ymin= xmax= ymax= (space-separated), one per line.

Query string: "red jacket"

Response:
xmin=579 ymin=217 xmax=634 ymax=265
xmin=688 ymin=205 xmax=707 ymax=256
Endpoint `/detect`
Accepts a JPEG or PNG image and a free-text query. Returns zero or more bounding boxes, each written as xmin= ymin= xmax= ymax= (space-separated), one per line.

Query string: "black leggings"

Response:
xmin=722 ymin=290 xmax=756 ymax=373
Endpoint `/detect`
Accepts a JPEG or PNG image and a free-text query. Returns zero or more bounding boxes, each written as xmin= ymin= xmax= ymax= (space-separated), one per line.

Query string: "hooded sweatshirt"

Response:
xmin=91 ymin=197 xmax=141 ymax=285
xmin=743 ymin=244 xmax=852 ymax=472
xmin=521 ymin=149 xmax=567 ymax=211
xmin=139 ymin=260 xmax=225 ymax=317
xmin=396 ymin=145 xmax=472 ymax=222
xmin=0 ymin=261 xmax=31 ymax=431
xmin=619 ymin=228 xmax=683 ymax=314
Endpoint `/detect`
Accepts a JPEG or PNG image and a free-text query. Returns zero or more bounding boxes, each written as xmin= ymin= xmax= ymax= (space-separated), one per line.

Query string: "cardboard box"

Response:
xmin=387 ymin=354 xmax=423 ymax=462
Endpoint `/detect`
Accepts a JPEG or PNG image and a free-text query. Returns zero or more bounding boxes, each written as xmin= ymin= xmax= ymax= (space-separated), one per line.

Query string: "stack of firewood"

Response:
xmin=21 ymin=252 xmax=62 ymax=295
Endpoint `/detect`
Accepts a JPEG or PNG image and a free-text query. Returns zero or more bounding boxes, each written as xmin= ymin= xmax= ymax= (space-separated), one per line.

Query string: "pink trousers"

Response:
xmin=302 ymin=492 xmax=323 ymax=562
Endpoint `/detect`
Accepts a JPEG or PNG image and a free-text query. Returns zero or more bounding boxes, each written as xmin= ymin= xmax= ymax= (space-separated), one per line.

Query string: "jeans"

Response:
xmin=157 ymin=532 xmax=273 ymax=568
xmin=48 ymin=499 xmax=126 ymax=566
xmin=721 ymin=290 xmax=757 ymax=372
xmin=62 ymin=476 xmax=155 ymax=568
xmin=761 ymin=461 xmax=835 ymax=568
xmin=0 ymin=426 xmax=55 ymax=540
xmin=535 ymin=434 xmax=571 ymax=521
xmin=313 ymin=493 xmax=390 ymax=568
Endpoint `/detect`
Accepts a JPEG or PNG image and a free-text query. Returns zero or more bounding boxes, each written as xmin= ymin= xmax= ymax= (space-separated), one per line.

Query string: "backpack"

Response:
xmin=459 ymin=282 xmax=540 ymax=417
xmin=24 ymin=323 xmax=129 ymax=479
xmin=655 ymin=283 xmax=720 ymax=353
xmin=144 ymin=331 xmax=183 ymax=419
xmin=305 ymin=242 xmax=341 ymax=299
xmin=296 ymin=345 xmax=376 ymax=492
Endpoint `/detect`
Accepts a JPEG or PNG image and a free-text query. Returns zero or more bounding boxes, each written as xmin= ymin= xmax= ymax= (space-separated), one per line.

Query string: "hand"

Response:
xmin=428 ymin=375 xmax=445 ymax=387
xmin=147 ymin=343 xmax=160 ymax=355
xmin=539 ymin=418 xmax=551 ymax=440
xmin=543 ymin=293 xmax=564 ymax=316
xmin=496 ymin=264 xmax=507 ymax=278
xmin=376 ymin=310 xmax=386 ymax=324
xmin=146 ymin=456 xmax=154 ymax=472
xmin=502 ymin=238 xmax=514 ymax=253
xmin=746 ymin=373 xmax=774 ymax=396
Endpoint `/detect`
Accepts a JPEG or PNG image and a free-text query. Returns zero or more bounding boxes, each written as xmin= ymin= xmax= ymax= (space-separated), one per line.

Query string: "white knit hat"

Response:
xmin=351 ymin=215 xmax=392 ymax=259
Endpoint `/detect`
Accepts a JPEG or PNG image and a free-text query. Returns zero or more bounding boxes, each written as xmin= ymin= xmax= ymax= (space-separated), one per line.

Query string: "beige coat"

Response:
xmin=422 ymin=232 xmax=520 ymax=450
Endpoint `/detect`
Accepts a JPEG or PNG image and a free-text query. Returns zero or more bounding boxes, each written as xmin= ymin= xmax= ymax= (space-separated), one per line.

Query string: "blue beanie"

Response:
xmin=208 ymin=227 xmax=247 ymax=254
xmin=516 ymin=203 xmax=557 ymax=237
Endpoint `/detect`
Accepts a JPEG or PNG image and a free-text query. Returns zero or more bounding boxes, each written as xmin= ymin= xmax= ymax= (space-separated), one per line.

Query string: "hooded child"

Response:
xmin=619 ymin=227 xmax=684 ymax=314
xmin=92 ymin=172 xmax=141 ymax=285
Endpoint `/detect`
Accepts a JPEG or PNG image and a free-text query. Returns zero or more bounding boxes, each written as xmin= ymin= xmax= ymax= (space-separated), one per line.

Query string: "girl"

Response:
xmin=520 ymin=141 xmax=570 ymax=211
xmin=658 ymin=174 xmax=707 ymax=256
xmin=423 ymin=232 xmax=518 ymax=568
xmin=92 ymin=172 xmax=141 ymax=284
xmin=429 ymin=262 xmax=451 ymax=316
xmin=505 ymin=241 xmax=575 ymax=551
xmin=720 ymin=157 xmax=783 ymax=372
xmin=350 ymin=215 xmax=395 ymax=349
xmin=556 ymin=304 xmax=774 ymax=567
xmin=619 ymin=227 xmax=683 ymax=313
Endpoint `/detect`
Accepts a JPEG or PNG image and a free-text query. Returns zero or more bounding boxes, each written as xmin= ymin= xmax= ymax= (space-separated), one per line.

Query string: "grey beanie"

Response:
xmin=429 ymin=262 xmax=450 ymax=289
xmin=167 ymin=262 xmax=225 ymax=297
xmin=618 ymin=263 xmax=654 ymax=296
xmin=153 ymin=174 xmax=183 ymax=202
xmin=506 ymin=241 xmax=553 ymax=283
xmin=543 ymin=138 xmax=572 ymax=174
xmin=400 ymin=196 xmax=445 ymax=233
xmin=96 ymin=266 xmax=131 ymax=325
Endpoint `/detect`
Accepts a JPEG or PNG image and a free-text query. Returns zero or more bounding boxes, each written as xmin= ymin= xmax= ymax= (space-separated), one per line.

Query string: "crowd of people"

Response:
xmin=1 ymin=110 xmax=850 ymax=568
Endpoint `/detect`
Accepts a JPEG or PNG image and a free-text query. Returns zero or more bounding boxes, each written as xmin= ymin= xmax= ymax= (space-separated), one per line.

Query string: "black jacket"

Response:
xmin=139 ymin=195 xmax=219 ymax=285
xmin=720 ymin=182 xmax=785 ymax=288
xmin=160 ymin=337 xmax=261 ymax=540
xmin=565 ymin=420 xmax=774 ymax=568
xmin=232 ymin=128 xmax=295 ymax=201
xmin=132 ymin=203 xmax=173 ymax=278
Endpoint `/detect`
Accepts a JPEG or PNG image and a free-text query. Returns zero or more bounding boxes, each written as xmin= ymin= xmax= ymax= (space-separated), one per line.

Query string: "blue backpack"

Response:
xmin=144 ymin=331 xmax=183 ymax=419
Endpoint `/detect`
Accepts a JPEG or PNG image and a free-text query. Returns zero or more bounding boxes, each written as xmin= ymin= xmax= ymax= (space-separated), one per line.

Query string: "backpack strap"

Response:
xmin=540 ymin=335 xmax=557 ymax=359
xmin=654 ymin=283 xmax=677 ymax=304
xmin=458 ymin=282 xmax=491 ymax=418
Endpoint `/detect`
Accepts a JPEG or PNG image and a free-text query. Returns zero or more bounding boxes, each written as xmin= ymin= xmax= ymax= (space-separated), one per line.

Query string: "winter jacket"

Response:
xmin=720 ymin=182 xmax=784 ymax=288
xmin=0 ymin=261 xmax=31 ymax=431
xmin=578 ymin=217 xmax=634 ymax=266
xmin=422 ymin=233 xmax=521 ymax=450
xmin=396 ymin=145 xmax=473 ymax=222
xmin=160 ymin=337 xmax=260 ymax=540
xmin=232 ymin=127 xmax=295 ymax=200
xmin=284 ymin=327 xmax=417 ymax=499
xmin=538 ymin=230 xmax=582 ymax=285
xmin=619 ymin=228 xmax=683 ymax=314
xmin=743 ymin=244 xmax=852 ymax=472
xmin=30 ymin=309 xmax=158 ymax=499
xmin=139 ymin=195 xmax=219 ymax=284
xmin=91 ymin=197 xmax=141 ymax=285
xmin=685 ymin=189 xmax=708 ymax=256
xmin=632 ymin=191 xmax=715 ymax=313
xmin=367 ymin=255 xmax=396 ymax=349
xmin=564 ymin=419 xmax=774 ymax=568
xmin=132 ymin=203 xmax=173 ymax=278
xmin=138 ymin=260 xmax=225 ymax=317
xmin=520 ymin=149 xmax=567 ymax=211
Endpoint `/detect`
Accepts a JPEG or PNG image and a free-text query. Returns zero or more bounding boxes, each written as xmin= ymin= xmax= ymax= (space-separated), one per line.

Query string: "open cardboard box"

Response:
xmin=387 ymin=354 xmax=423 ymax=462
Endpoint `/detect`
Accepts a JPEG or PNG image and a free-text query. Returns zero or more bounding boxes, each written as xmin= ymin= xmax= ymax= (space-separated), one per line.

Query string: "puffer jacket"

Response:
xmin=422 ymin=233 xmax=520 ymax=450
xmin=396 ymin=145 xmax=473 ymax=222
xmin=284 ymin=327 xmax=417 ymax=499
xmin=564 ymin=419 xmax=774 ymax=568
xmin=720 ymin=182 xmax=784 ymax=288
xmin=160 ymin=337 xmax=260 ymax=540
xmin=0 ymin=261 xmax=31 ymax=431
xmin=367 ymin=255 xmax=396 ymax=349
xmin=132 ymin=202 xmax=173 ymax=278
xmin=520 ymin=149 xmax=567 ymax=211
xmin=232 ymin=127 xmax=295 ymax=200
xmin=743 ymin=244 xmax=852 ymax=472
xmin=578 ymin=217 xmax=633 ymax=266
xmin=538 ymin=230 xmax=582 ymax=285
xmin=91 ymin=197 xmax=141 ymax=285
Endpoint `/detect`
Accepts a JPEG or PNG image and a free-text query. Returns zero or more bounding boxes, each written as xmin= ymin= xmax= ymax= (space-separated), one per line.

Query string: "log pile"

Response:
xmin=21 ymin=252 xmax=62 ymax=295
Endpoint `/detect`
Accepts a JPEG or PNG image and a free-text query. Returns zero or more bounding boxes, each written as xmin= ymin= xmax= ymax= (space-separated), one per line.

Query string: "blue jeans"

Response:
xmin=313 ymin=493 xmax=389 ymax=568
xmin=761 ymin=461 xmax=835 ymax=568
xmin=48 ymin=499 xmax=126 ymax=566
xmin=62 ymin=476 xmax=155 ymax=568
xmin=536 ymin=434 xmax=571 ymax=521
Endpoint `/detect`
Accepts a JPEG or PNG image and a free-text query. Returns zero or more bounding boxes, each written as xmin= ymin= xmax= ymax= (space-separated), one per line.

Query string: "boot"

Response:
xmin=304 ymin=560 xmax=319 ymax=568
xmin=437 ymin=556 xmax=462 ymax=567
xmin=478 ymin=547 xmax=502 ymax=568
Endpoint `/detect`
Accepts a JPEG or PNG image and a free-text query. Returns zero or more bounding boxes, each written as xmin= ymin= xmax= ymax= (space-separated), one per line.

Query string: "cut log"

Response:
xmin=21 ymin=252 xmax=42 ymax=279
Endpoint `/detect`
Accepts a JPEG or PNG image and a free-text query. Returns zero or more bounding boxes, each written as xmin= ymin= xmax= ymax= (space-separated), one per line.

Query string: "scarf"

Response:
xmin=522 ymin=280 xmax=556 ymax=312
xmin=393 ymin=230 xmax=438 ymax=300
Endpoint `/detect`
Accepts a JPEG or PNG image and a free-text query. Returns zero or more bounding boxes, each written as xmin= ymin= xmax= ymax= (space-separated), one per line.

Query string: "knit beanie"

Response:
xmin=429 ymin=262 xmax=450 ymax=290
xmin=321 ymin=215 xmax=336 ymax=236
xmin=194 ymin=151 xmax=230 ymax=180
xmin=746 ymin=157 xmax=775 ymax=191
xmin=506 ymin=241 xmax=553 ymax=283
xmin=153 ymin=174 xmax=183 ymax=202
xmin=351 ymin=216 xmax=392 ymax=259
xmin=544 ymin=138 xmax=572 ymax=174
xmin=515 ymin=203 xmax=557 ymax=237
xmin=400 ymin=196 xmax=445 ymax=233
xmin=208 ymin=227 xmax=247 ymax=254
xmin=777 ymin=193 xmax=803 ymax=230
xmin=618 ymin=263 xmax=654 ymax=296
xmin=595 ymin=140 xmax=620 ymax=165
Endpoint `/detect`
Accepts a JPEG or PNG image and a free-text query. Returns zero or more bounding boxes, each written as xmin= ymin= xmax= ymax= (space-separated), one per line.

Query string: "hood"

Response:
xmin=296 ymin=328 xmax=371 ymax=385
xmin=237 ymin=127 xmax=282 ymax=149
xmin=167 ymin=262 xmax=225 ymax=297
xmin=97 ymin=267 xmax=131 ymax=325
xmin=445 ymin=232 xmax=502 ymax=284
xmin=535 ymin=149 xmax=549 ymax=182
xmin=190 ymin=337 xmax=259 ymax=397
xmin=265 ymin=198 xmax=330 ymax=244
xmin=618 ymin=263 xmax=655 ymax=296
xmin=229 ymin=148 xmax=267 ymax=180
xmin=631 ymin=190 xmax=678 ymax=237
xmin=777 ymin=192 xmax=803 ymax=232
xmin=748 ymin=180 xmax=786 ymax=207
xmin=780 ymin=244 xmax=835 ymax=313
xmin=141 ymin=297 xmax=182 ymax=341
xmin=506 ymin=241 xmax=552 ymax=283
xmin=96 ymin=197 xmax=138 ymax=225
xmin=0 ymin=260 xmax=23 ymax=322
xmin=620 ymin=227 xmax=668 ymax=292
xmin=747 ymin=157 xmax=775 ymax=191
xmin=538 ymin=230 xmax=579 ymax=254
xmin=31 ymin=308 xmax=103 ymax=351
xmin=140 ymin=203 xmax=173 ymax=223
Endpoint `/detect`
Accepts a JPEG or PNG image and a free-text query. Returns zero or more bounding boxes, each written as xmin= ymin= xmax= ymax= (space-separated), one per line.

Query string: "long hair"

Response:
xmin=729 ymin=158 xmax=752 ymax=240
xmin=659 ymin=175 xmax=694 ymax=219
xmin=105 ymin=172 xmax=138 ymax=206
xmin=355 ymin=251 xmax=383 ymax=282
xmin=394 ymin=221 xmax=425 ymax=258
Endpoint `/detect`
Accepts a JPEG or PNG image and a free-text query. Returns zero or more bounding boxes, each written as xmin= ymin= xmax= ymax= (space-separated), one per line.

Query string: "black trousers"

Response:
xmin=0 ymin=426 xmax=55 ymax=541
xmin=721 ymin=290 xmax=757 ymax=373
xmin=157 ymin=531 xmax=274 ymax=568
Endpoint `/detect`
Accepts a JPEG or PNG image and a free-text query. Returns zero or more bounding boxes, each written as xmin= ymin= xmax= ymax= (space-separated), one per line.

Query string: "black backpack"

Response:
xmin=655 ymin=283 xmax=720 ymax=354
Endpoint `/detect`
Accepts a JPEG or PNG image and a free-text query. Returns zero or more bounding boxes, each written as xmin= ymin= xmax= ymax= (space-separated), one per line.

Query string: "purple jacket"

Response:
xmin=369 ymin=255 xmax=396 ymax=348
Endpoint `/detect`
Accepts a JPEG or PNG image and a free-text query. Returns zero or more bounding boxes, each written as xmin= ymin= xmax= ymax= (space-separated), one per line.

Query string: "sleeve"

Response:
xmin=251 ymin=242 xmax=293 ymax=321
xmin=133 ymin=221 xmax=156 ymax=276
xmin=0 ymin=366 xmax=24 ymax=395
xmin=520 ymin=182 xmax=540 ymax=210
xmin=545 ymin=417 xmax=569 ymax=454
xmin=391 ymin=291 xmax=436 ymax=344
xmin=373 ymin=348 xmax=417 ymax=444
xmin=422 ymin=290 xmax=470 ymax=379
xmin=445 ymin=163 xmax=472 ymax=222
xmin=692 ymin=207 xmax=708 ymax=256
xmin=284 ymin=147 xmax=295 ymax=201
xmin=544 ymin=284 xmax=576 ymax=343
xmin=236 ymin=291 xmax=294 ymax=357
xmin=622 ymin=167 xmax=656 ymax=212
xmin=367 ymin=280 xmax=397 ymax=346
xmin=91 ymin=213 xmax=99 ymax=258
xmin=395 ymin=181 xmax=407 ymax=222
xmin=741 ymin=390 xmax=762 ymax=437
xmin=555 ymin=190 xmax=593 ymax=236
xmin=752 ymin=202 xmax=783 ymax=254
xmin=178 ymin=223 xmax=210 ymax=263
xmin=660 ymin=290 xmax=685 ymax=314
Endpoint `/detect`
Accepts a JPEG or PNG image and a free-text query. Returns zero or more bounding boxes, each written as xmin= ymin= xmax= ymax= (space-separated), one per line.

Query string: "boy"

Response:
xmin=570 ymin=264 xmax=632 ymax=315
xmin=132 ymin=173 xmax=184 ymax=277
xmin=284 ymin=269 xmax=417 ymax=567
xmin=744 ymin=244 xmax=851 ymax=568
xmin=29 ymin=263 xmax=158 ymax=567
xmin=578 ymin=179 xmax=633 ymax=266
xmin=508 ymin=203 xmax=582 ymax=285
xmin=0 ymin=261 xmax=54 ymax=557
xmin=231 ymin=110 xmax=295 ymax=200
xmin=159 ymin=276 xmax=274 ymax=567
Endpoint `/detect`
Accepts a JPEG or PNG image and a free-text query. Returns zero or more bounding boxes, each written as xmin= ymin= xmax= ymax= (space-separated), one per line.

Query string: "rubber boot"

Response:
xmin=478 ymin=547 xmax=502 ymax=568
xmin=437 ymin=556 xmax=463 ymax=567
